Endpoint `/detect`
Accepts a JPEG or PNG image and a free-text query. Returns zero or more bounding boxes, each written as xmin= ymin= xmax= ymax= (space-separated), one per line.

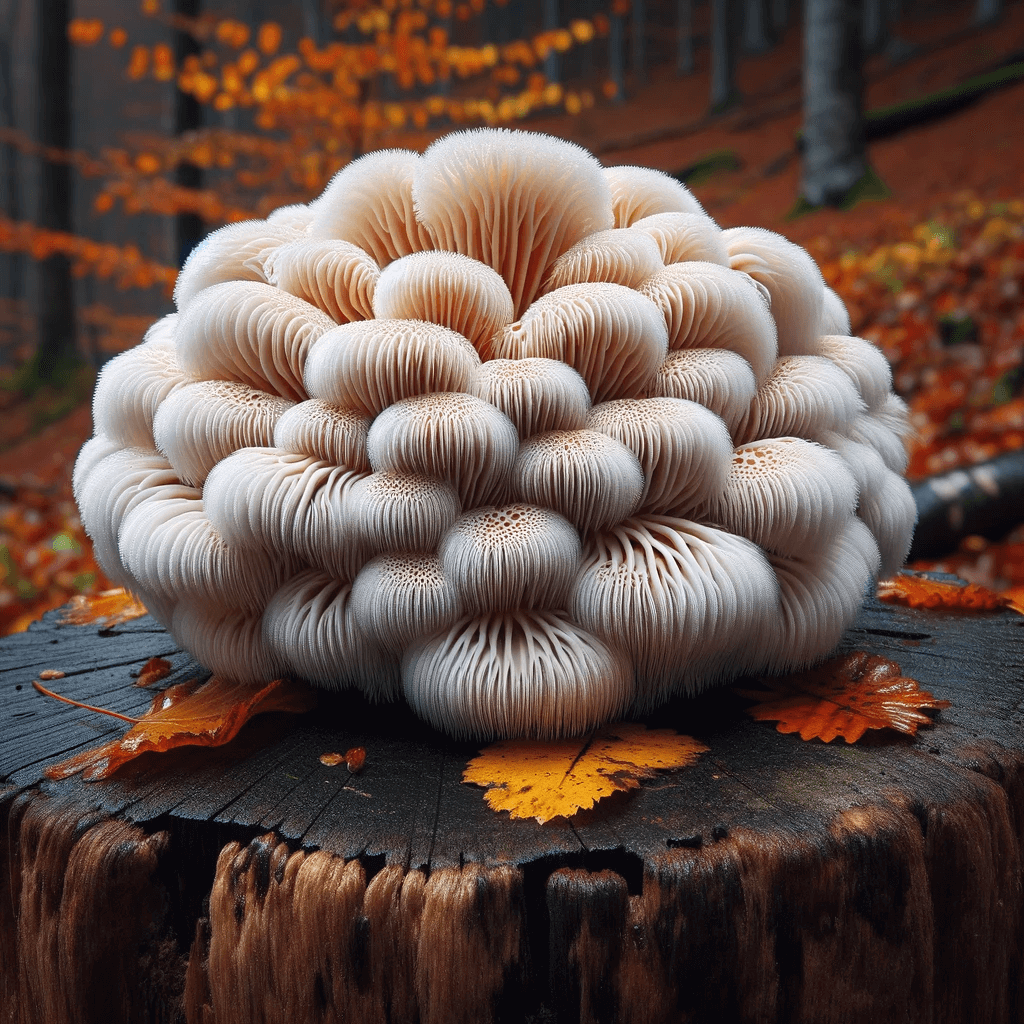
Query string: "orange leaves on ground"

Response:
xmin=135 ymin=656 xmax=172 ymax=687
xmin=58 ymin=587 xmax=147 ymax=628
xmin=877 ymin=573 xmax=1011 ymax=612
xmin=463 ymin=723 xmax=708 ymax=824
xmin=739 ymin=651 xmax=950 ymax=744
xmin=35 ymin=675 xmax=316 ymax=781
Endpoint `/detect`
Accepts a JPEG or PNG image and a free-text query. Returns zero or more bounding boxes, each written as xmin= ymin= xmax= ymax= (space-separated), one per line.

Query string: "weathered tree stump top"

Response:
xmin=2 ymin=585 xmax=1023 ymax=1024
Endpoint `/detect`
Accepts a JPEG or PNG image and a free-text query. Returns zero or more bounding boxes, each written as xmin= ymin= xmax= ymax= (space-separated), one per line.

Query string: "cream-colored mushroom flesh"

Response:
xmin=77 ymin=126 xmax=914 ymax=739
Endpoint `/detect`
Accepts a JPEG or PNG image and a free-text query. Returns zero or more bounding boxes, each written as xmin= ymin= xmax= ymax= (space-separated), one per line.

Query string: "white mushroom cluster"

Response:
xmin=75 ymin=129 xmax=916 ymax=740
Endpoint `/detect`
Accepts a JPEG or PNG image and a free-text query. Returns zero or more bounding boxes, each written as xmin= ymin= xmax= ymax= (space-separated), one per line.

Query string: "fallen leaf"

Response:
xmin=58 ymin=588 xmax=148 ymax=628
xmin=878 ymin=574 xmax=1009 ymax=612
xmin=134 ymin=656 xmax=172 ymax=687
xmin=463 ymin=723 xmax=708 ymax=824
xmin=738 ymin=651 xmax=951 ymax=743
xmin=38 ymin=669 xmax=65 ymax=680
xmin=320 ymin=752 xmax=345 ymax=766
xmin=345 ymin=746 xmax=366 ymax=772
xmin=36 ymin=675 xmax=317 ymax=781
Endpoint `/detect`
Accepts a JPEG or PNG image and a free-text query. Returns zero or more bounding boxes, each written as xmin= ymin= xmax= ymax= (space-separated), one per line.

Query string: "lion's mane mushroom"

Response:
xmin=76 ymin=127 xmax=916 ymax=739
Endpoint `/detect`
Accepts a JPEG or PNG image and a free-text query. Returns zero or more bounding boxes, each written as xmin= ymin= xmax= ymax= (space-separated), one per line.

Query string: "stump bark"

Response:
xmin=1 ymin=583 xmax=1023 ymax=1024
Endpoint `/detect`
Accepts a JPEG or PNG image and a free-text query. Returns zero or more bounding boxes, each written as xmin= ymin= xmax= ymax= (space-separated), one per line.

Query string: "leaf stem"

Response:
xmin=32 ymin=680 xmax=141 ymax=724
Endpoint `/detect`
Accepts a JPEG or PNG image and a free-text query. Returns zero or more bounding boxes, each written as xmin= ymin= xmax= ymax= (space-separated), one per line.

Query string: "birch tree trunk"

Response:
xmin=742 ymin=0 xmax=774 ymax=54
xmin=800 ymin=0 xmax=866 ymax=206
xmin=35 ymin=0 xmax=75 ymax=380
xmin=676 ymin=0 xmax=694 ymax=74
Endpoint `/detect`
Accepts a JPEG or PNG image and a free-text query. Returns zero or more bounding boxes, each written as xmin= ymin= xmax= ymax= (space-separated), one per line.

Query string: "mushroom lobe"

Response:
xmin=366 ymin=392 xmax=519 ymax=508
xmin=402 ymin=609 xmax=634 ymax=740
xmin=603 ymin=165 xmax=704 ymax=226
xmin=439 ymin=503 xmax=582 ymax=613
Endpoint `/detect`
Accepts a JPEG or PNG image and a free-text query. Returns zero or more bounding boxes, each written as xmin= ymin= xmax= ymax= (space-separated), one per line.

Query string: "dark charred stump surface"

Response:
xmin=2 ymin=583 xmax=1023 ymax=1024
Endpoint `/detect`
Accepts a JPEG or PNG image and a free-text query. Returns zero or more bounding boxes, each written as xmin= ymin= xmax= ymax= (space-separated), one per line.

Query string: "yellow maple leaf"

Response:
xmin=463 ymin=723 xmax=708 ymax=824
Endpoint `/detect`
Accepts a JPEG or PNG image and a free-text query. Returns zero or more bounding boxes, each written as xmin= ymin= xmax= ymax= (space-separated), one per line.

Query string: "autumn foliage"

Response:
xmin=739 ymin=651 xmax=950 ymax=744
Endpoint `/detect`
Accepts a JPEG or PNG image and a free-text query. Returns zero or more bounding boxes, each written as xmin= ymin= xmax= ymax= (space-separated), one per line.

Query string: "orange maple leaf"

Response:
xmin=34 ymin=675 xmax=316 ymax=781
xmin=463 ymin=723 xmax=708 ymax=824
xmin=59 ymin=588 xmax=148 ymax=628
xmin=877 ymin=574 xmax=1009 ymax=612
xmin=738 ymin=651 xmax=951 ymax=744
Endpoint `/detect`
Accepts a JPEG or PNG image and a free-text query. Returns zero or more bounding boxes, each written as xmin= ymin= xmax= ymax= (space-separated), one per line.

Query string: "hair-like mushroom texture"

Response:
xmin=173 ymin=218 xmax=302 ymax=311
xmin=308 ymin=148 xmax=434 ymax=266
xmin=372 ymin=250 xmax=515 ymax=356
xmin=203 ymin=447 xmax=368 ymax=582
xmin=702 ymin=438 xmax=859 ymax=557
xmin=760 ymin=516 xmax=881 ymax=675
xmin=720 ymin=226 xmax=827 ymax=357
xmin=91 ymin=314 xmax=190 ymax=450
xmin=303 ymin=318 xmax=480 ymax=417
xmin=366 ymin=392 xmax=519 ymax=508
xmin=494 ymin=282 xmax=668 ymax=403
xmin=75 ymin=126 xmax=916 ymax=739
xmin=645 ymin=348 xmax=758 ymax=434
xmin=513 ymin=429 xmax=644 ymax=533
xmin=176 ymin=281 xmax=338 ymax=401
xmin=412 ymin=129 xmax=614 ymax=316
xmin=603 ymin=165 xmax=704 ymax=226
xmin=263 ymin=238 xmax=380 ymax=324
xmin=74 ymin=447 xmax=187 ymax=591
xmin=631 ymin=212 xmax=731 ymax=267
xmin=819 ymin=433 xmax=916 ymax=578
xmin=639 ymin=262 xmax=778 ymax=382
xmin=349 ymin=470 xmax=462 ymax=555
xmin=350 ymin=553 xmax=460 ymax=652
xmin=439 ymin=503 xmax=582 ymax=613
xmin=273 ymin=399 xmax=371 ymax=472
xmin=571 ymin=515 xmax=778 ymax=706
xmin=468 ymin=358 xmax=592 ymax=440
xmin=586 ymin=397 xmax=732 ymax=515
xmin=172 ymin=602 xmax=282 ymax=685
xmin=263 ymin=569 xmax=398 ymax=699
xmin=819 ymin=285 xmax=852 ymax=336
xmin=402 ymin=609 xmax=634 ymax=739
xmin=544 ymin=228 xmax=665 ymax=292
xmin=734 ymin=354 xmax=866 ymax=445
xmin=153 ymin=381 xmax=294 ymax=488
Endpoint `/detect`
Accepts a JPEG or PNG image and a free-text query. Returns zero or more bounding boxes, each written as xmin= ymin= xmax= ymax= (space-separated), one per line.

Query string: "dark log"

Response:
xmin=1 ymin=579 xmax=1023 ymax=1023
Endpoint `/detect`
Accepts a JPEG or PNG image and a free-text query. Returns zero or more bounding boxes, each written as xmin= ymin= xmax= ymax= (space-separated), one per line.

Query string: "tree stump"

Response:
xmin=1 ymin=584 xmax=1023 ymax=1024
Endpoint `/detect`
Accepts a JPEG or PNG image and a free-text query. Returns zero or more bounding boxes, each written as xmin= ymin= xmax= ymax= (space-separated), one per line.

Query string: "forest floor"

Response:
xmin=2 ymin=2 xmax=1024 ymax=632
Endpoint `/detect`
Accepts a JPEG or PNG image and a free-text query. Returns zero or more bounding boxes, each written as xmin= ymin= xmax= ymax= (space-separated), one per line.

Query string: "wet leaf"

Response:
xmin=135 ymin=656 xmax=172 ymax=687
xmin=463 ymin=723 xmax=708 ymax=824
xmin=320 ymin=751 xmax=345 ymax=766
xmin=739 ymin=651 xmax=951 ymax=743
xmin=58 ymin=588 xmax=147 ymax=628
xmin=877 ymin=573 xmax=1010 ymax=612
xmin=36 ymin=675 xmax=317 ymax=781
xmin=38 ymin=669 xmax=65 ymax=680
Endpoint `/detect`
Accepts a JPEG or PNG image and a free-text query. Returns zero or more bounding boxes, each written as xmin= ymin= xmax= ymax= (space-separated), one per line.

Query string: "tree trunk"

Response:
xmin=609 ymin=11 xmax=626 ymax=102
xmin=772 ymin=0 xmax=789 ymax=37
xmin=0 ymin=0 xmax=23 ymax=308
xmin=631 ymin=0 xmax=646 ymax=86
xmin=862 ymin=0 xmax=887 ymax=54
xmin=800 ymin=0 xmax=866 ymax=206
xmin=174 ymin=0 xmax=204 ymax=269
xmin=973 ymin=0 xmax=1002 ymax=26
xmin=676 ymin=0 xmax=693 ymax=74
xmin=2 ymin=585 xmax=1024 ymax=1022
xmin=709 ymin=0 xmax=740 ymax=112
xmin=35 ymin=0 xmax=75 ymax=381
xmin=742 ymin=0 xmax=774 ymax=54
xmin=543 ymin=0 xmax=560 ymax=84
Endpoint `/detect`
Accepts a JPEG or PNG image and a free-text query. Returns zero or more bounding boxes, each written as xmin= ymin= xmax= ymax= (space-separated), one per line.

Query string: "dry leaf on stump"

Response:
xmin=59 ymin=588 xmax=148 ymax=628
xmin=463 ymin=723 xmax=708 ymax=824
xmin=878 ymin=574 xmax=1010 ymax=612
xmin=34 ymin=675 xmax=316 ymax=780
xmin=134 ymin=656 xmax=172 ymax=687
xmin=738 ymin=651 xmax=951 ymax=743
